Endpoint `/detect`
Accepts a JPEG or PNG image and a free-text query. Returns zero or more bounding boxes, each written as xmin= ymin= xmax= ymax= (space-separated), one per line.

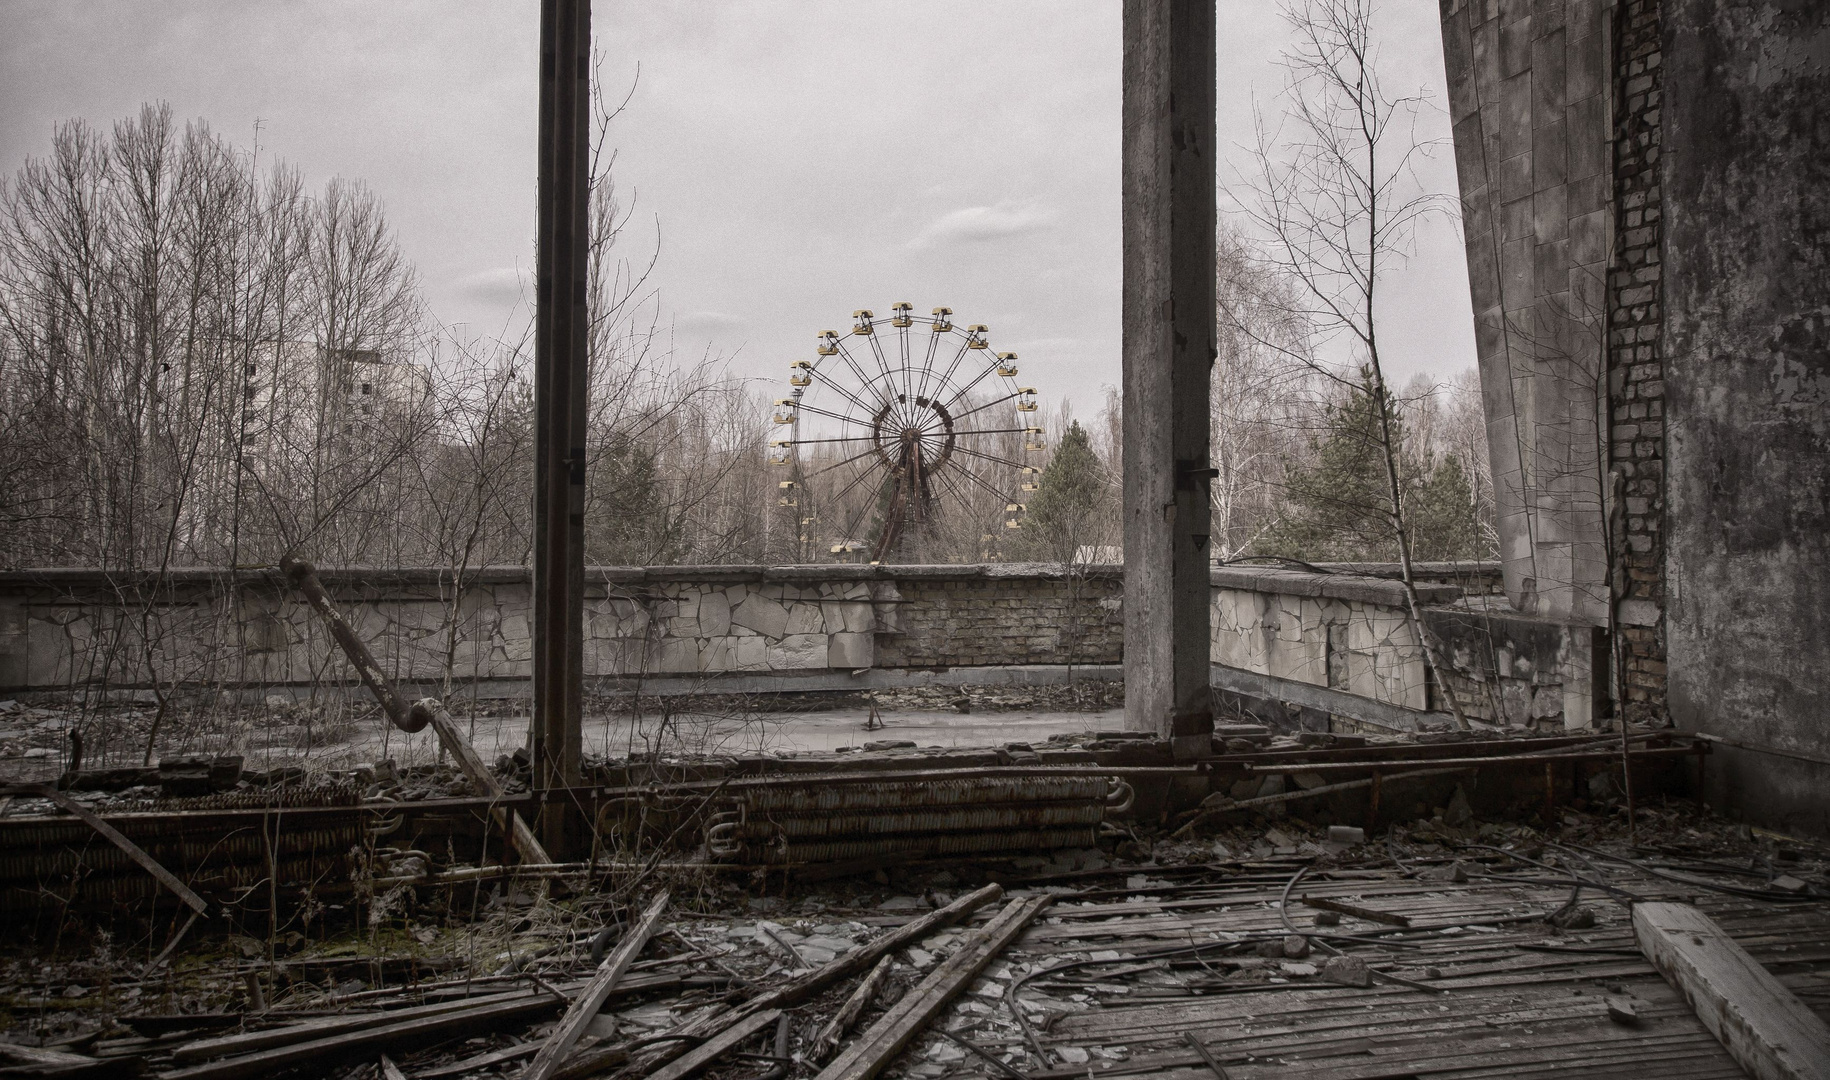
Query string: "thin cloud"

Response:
xmin=454 ymin=266 xmax=528 ymax=308
xmin=675 ymin=310 xmax=748 ymax=337
xmin=909 ymin=201 xmax=1054 ymax=250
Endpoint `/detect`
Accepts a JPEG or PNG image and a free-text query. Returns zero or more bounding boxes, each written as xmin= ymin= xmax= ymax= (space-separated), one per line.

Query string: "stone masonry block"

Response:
xmin=785 ymin=602 xmax=824 ymax=635
xmin=699 ymin=591 xmax=731 ymax=636
xmin=767 ymin=633 xmax=828 ymax=670
xmin=699 ymin=636 xmax=737 ymax=671
xmin=828 ymin=632 xmax=872 ymax=669
xmin=734 ymin=635 xmax=767 ymax=671
xmin=730 ymin=592 xmax=789 ymax=639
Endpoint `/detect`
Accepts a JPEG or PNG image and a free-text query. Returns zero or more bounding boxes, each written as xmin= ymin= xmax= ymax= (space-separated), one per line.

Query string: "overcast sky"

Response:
xmin=0 ymin=0 xmax=1475 ymax=416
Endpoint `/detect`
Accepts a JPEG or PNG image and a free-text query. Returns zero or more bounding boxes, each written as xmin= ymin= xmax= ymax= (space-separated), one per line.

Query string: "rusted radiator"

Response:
xmin=704 ymin=773 xmax=1131 ymax=865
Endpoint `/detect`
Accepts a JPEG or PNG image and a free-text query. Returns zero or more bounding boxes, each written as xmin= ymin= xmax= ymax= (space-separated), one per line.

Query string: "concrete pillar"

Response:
xmin=1121 ymin=0 xmax=1216 ymax=759
xmin=532 ymin=0 xmax=591 ymax=849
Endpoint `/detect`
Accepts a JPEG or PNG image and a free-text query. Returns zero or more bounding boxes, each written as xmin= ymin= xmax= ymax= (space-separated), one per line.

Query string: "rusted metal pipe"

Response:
xmin=280 ymin=555 xmax=427 ymax=733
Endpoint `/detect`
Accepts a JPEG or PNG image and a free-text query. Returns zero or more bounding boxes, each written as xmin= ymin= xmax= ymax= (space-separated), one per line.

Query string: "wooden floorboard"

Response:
xmin=870 ymin=852 xmax=1830 ymax=1080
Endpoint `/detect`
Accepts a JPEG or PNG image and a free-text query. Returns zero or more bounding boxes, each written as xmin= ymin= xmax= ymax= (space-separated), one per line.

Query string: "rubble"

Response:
xmin=0 ymin=715 xmax=1813 ymax=1079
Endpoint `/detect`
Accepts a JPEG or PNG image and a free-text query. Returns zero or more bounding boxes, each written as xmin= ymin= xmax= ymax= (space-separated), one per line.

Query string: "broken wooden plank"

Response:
xmin=0 ymin=1042 xmax=143 ymax=1080
xmin=816 ymin=893 xmax=1051 ymax=1080
xmin=1300 ymin=896 xmax=1411 ymax=927
xmin=639 ymin=881 xmax=1008 ymax=1077
xmin=413 ymin=697 xmax=551 ymax=866
xmin=815 ymin=955 xmax=896 ymax=1061
xmin=1634 ymin=901 xmax=1830 ymax=1080
xmin=644 ymin=1009 xmax=781 ymax=1080
xmin=548 ymin=1046 xmax=627 ymax=1080
xmin=173 ymin=989 xmax=537 ymax=1064
xmin=412 ymin=1042 xmax=539 ymax=1080
xmin=162 ymin=994 xmax=563 ymax=1080
xmin=1182 ymin=1032 xmax=1231 ymax=1080
xmin=39 ymin=787 xmax=208 ymax=917
xmin=759 ymin=924 xmax=808 ymax=969
xmin=522 ymin=890 xmax=670 ymax=1080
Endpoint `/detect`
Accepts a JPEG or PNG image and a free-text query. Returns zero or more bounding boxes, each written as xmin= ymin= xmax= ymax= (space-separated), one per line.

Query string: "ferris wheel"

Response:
xmin=769 ymin=304 xmax=1046 ymax=563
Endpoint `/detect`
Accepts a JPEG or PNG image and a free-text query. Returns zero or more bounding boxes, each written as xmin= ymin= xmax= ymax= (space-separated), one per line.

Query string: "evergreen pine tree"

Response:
xmin=1407 ymin=453 xmax=1480 ymax=560
xmin=1264 ymin=371 xmax=1398 ymax=560
xmin=1015 ymin=420 xmax=1105 ymax=564
xmin=1264 ymin=370 xmax=1483 ymax=562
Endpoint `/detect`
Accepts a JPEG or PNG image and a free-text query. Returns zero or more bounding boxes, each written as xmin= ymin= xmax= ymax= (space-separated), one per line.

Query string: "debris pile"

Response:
xmin=0 ymin=791 xmax=1821 ymax=1080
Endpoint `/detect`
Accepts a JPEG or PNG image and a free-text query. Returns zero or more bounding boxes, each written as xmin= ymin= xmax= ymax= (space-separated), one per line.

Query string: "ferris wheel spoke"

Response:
xmin=949 ymin=426 xmax=1035 ymax=437
xmin=782 ymin=434 xmax=884 ymax=445
xmin=803 ymin=364 xmax=881 ymax=416
xmin=947 ymin=442 xmax=1028 ymax=471
xmin=790 ymin=400 xmax=875 ymax=427
xmin=927 ymin=465 xmax=978 ymax=515
xmin=828 ymin=464 xmax=892 ymax=529
xmin=914 ymin=325 xmax=944 ymax=404
xmin=898 ymin=322 xmax=915 ymax=413
xmin=830 ymin=342 xmax=883 ymax=404
xmin=948 ymin=390 xmax=1026 ymax=422
xmin=942 ymin=355 xmax=1006 ymax=407
xmin=876 ymin=340 xmax=922 ymax=431
xmin=943 ymin=457 xmax=1017 ymax=504
xmin=796 ymin=445 xmax=884 ymax=481
xmin=928 ymin=336 xmax=976 ymax=405
xmin=862 ymin=332 xmax=903 ymax=419
xmin=837 ymin=497 xmax=880 ymax=555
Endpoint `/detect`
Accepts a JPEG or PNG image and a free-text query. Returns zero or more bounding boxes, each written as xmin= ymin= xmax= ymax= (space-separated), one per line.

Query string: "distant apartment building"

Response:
xmin=239 ymin=340 xmax=431 ymax=466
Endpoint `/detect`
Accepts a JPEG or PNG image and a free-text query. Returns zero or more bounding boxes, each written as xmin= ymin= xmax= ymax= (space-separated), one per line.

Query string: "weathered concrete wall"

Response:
xmin=1208 ymin=567 xmax=1458 ymax=713
xmin=1428 ymin=598 xmax=1600 ymax=730
xmin=1439 ymin=0 xmax=1613 ymax=627
xmin=0 ymin=562 xmax=1571 ymax=713
xmin=1661 ymin=0 xmax=1830 ymax=834
xmin=0 ymin=566 xmax=1129 ymax=695
xmin=0 ymin=560 xmax=1604 ymax=730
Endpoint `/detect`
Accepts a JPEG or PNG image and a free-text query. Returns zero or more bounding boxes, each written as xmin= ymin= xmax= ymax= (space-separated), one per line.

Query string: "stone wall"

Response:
xmin=1208 ymin=567 xmax=1457 ymax=713
xmin=1661 ymin=0 xmax=1830 ymax=834
xmin=1427 ymin=598 xmax=1601 ymax=729
xmin=0 ymin=565 xmax=1128 ymax=696
xmin=0 ymin=560 xmax=1605 ymax=730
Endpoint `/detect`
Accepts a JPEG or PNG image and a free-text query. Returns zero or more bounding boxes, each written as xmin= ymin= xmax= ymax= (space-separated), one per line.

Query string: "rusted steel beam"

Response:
xmin=282 ymin=561 xmax=546 ymax=859
xmin=279 ymin=555 xmax=426 ymax=734
xmin=532 ymin=0 xmax=592 ymax=849
xmin=1238 ymin=744 xmax=1702 ymax=774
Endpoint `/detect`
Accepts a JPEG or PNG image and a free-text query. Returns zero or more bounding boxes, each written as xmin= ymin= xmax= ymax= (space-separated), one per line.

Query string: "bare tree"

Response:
xmin=1212 ymin=223 xmax=1324 ymax=560
xmin=1236 ymin=0 xmax=1471 ymax=727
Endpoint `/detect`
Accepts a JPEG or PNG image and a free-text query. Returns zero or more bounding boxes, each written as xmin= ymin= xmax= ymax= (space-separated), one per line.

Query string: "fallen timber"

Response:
xmin=0 ymin=731 xmax=1707 ymax=915
xmin=0 ymin=745 xmax=1806 ymax=1080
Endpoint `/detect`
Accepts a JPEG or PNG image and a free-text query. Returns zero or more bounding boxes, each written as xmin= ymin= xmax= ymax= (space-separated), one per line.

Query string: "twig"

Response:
xmin=1183 ymin=1032 xmax=1230 ymax=1080
xmin=937 ymin=1031 xmax=1030 ymax=1080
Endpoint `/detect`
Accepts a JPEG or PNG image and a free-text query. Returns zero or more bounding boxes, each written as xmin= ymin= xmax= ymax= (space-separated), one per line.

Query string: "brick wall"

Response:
xmin=1609 ymin=0 xmax=1667 ymax=718
xmin=873 ymin=570 xmax=1124 ymax=669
